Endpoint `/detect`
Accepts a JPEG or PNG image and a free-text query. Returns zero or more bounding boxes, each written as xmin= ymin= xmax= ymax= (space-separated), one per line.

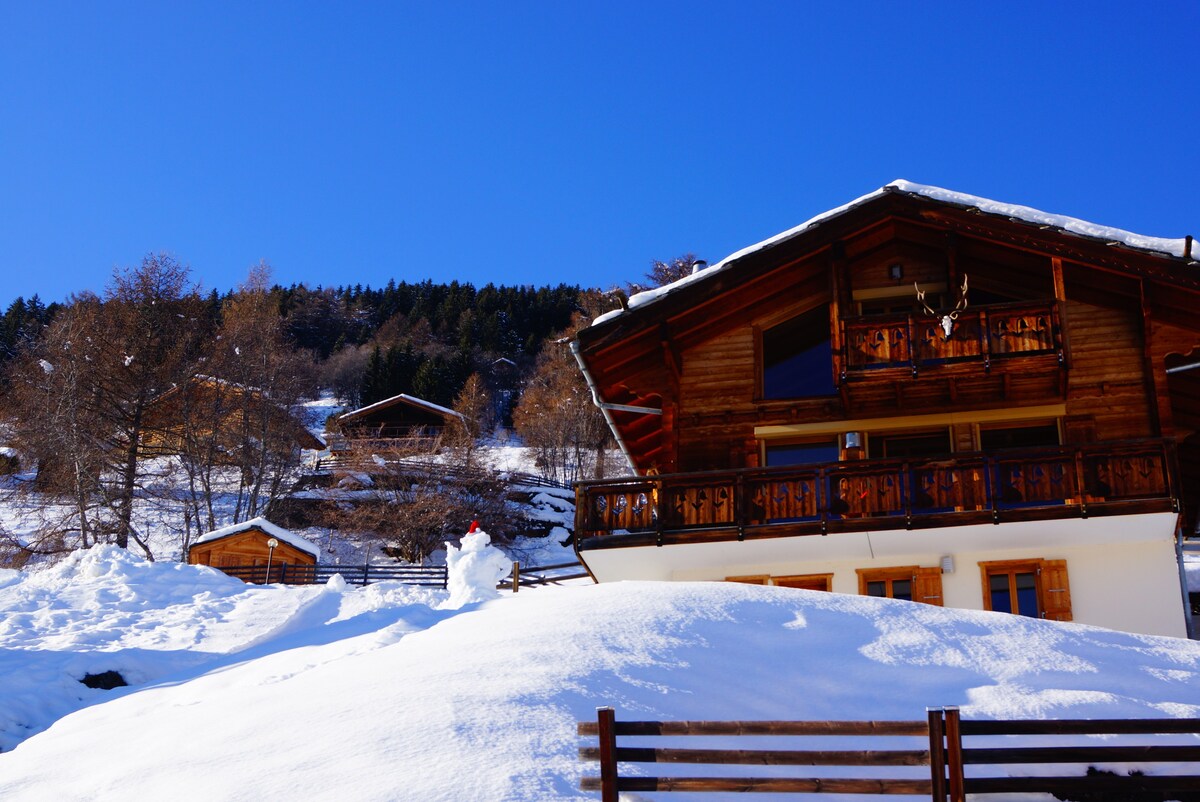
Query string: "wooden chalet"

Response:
xmin=335 ymin=393 xmax=464 ymax=447
xmin=188 ymin=516 xmax=319 ymax=583
xmin=572 ymin=180 xmax=1200 ymax=638
xmin=143 ymin=375 xmax=326 ymax=458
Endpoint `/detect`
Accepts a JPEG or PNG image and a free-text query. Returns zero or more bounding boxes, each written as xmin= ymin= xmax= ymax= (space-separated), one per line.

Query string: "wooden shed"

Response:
xmin=188 ymin=517 xmax=320 ymax=584
xmin=337 ymin=393 xmax=465 ymax=440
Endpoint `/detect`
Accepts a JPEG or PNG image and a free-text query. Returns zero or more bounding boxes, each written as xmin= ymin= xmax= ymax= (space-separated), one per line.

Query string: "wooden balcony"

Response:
xmin=840 ymin=300 xmax=1062 ymax=378
xmin=575 ymin=439 xmax=1177 ymax=549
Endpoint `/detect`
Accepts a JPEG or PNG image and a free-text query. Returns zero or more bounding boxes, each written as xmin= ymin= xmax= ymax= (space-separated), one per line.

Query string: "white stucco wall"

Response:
xmin=581 ymin=514 xmax=1189 ymax=638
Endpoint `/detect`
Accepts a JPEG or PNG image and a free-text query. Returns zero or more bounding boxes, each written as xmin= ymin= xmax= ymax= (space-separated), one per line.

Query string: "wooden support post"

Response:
xmin=927 ymin=707 xmax=947 ymax=801
xmin=944 ymin=706 xmax=964 ymax=802
xmin=512 ymin=561 xmax=520 ymax=593
xmin=596 ymin=706 xmax=618 ymax=802
xmin=362 ymin=563 xmax=370 ymax=586
xmin=1050 ymin=257 xmax=1070 ymax=369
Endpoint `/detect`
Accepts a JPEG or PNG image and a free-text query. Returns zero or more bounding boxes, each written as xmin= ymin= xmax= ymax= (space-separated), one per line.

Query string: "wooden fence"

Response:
xmin=498 ymin=560 xmax=590 ymax=592
xmin=214 ymin=563 xmax=447 ymax=588
xmin=579 ymin=706 xmax=1200 ymax=800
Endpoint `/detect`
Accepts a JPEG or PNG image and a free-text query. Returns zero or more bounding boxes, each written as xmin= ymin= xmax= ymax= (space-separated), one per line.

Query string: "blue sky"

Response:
xmin=2 ymin=1 xmax=1197 ymax=304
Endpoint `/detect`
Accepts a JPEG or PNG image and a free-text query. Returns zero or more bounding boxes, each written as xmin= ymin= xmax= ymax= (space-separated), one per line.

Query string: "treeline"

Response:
xmin=1 ymin=279 xmax=586 ymax=414
xmin=273 ymin=280 xmax=584 ymax=410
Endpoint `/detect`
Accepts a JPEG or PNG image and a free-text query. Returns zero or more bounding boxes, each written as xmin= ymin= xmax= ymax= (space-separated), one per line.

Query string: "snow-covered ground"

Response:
xmin=1 ymin=546 xmax=1199 ymax=800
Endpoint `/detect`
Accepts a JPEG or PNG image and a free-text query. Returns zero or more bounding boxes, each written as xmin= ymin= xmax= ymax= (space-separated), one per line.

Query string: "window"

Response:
xmin=762 ymin=306 xmax=835 ymax=399
xmin=725 ymin=574 xmax=832 ymax=591
xmin=772 ymin=574 xmax=833 ymax=592
xmin=725 ymin=575 xmax=769 ymax=585
xmin=856 ymin=566 xmax=943 ymax=606
xmin=979 ymin=421 xmax=1060 ymax=451
xmin=867 ymin=430 xmax=952 ymax=460
xmin=979 ymin=559 xmax=1072 ymax=621
xmin=765 ymin=439 xmax=839 ymax=467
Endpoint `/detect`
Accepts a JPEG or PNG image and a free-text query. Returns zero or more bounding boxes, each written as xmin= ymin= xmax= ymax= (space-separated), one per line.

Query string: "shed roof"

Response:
xmin=338 ymin=393 xmax=464 ymax=425
xmin=192 ymin=517 xmax=321 ymax=561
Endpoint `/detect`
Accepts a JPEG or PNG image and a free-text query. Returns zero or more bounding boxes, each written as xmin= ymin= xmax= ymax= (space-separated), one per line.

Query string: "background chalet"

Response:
xmin=572 ymin=180 xmax=1200 ymax=638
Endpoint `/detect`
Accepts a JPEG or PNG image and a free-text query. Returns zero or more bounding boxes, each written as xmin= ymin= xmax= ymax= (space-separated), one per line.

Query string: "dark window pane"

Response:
xmin=1014 ymin=572 xmax=1039 ymax=618
xmin=866 ymin=581 xmax=887 ymax=597
xmin=763 ymin=306 xmax=835 ymax=399
xmin=868 ymin=431 xmax=952 ymax=460
xmin=989 ymin=574 xmax=1013 ymax=613
xmin=891 ymin=580 xmax=912 ymax=601
xmin=766 ymin=441 xmax=839 ymax=467
xmin=980 ymin=423 xmax=1060 ymax=451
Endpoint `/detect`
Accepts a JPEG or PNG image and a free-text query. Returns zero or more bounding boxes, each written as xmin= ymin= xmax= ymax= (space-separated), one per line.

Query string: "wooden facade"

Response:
xmin=572 ymin=184 xmax=1200 ymax=636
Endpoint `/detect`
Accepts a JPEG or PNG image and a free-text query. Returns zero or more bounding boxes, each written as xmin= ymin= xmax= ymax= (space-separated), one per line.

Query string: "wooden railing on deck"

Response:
xmin=841 ymin=300 xmax=1062 ymax=375
xmin=576 ymin=439 xmax=1174 ymax=542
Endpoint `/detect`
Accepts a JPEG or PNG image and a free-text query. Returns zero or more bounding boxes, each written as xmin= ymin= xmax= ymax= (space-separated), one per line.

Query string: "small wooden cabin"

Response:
xmin=572 ymin=180 xmax=1200 ymax=638
xmin=188 ymin=517 xmax=320 ymax=583
xmin=336 ymin=393 xmax=464 ymax=444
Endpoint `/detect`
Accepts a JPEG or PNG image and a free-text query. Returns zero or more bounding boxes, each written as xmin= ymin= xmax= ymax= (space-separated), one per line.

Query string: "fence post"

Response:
xmin=362 ymin=564 xmax=370 ymax=586
xmin=596 ymin=706 xmax=618 ymax=802
xmin=927 ymin=707 xmax=946 ymax=801
xmin=512 ymin=561 xmax=520 ymax=593
xmin=944 ymin=706 xmax=964 ymax=802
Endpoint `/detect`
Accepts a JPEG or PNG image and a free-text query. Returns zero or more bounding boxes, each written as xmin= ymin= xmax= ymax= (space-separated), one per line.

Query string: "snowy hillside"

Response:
xmin=2 ymin=547 xmax=1200 ymax=800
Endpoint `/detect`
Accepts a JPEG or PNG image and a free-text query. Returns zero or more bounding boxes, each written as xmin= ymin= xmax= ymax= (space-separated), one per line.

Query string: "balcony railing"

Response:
xmin=841 ymin=300 xmax=1062 ymax=376
xmin=575 ymin=439 xmax=1175 ymax=544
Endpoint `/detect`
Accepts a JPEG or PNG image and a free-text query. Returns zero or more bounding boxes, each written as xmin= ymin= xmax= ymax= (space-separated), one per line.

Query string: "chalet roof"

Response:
xmin=338 ymin=393 xmax=465 ymax=424
xmin=147 ymin=375 xmax=327 ymax=451
xmin=591 ymin=179 xmax=1196 ymax=328
xmin=192 ymin=516 xmax=321 ymax=560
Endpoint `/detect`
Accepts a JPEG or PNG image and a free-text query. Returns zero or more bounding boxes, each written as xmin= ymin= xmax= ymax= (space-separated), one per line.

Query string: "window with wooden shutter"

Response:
xmin=856 ymin=565 xmax=943 ymax=606
xmin=772 ymin=574 xmax=833 ymax=592
xmin=979 ymin=558 xmax=1072 ymax=622
xmin=725 ymin=574 xmax=833 ymax=591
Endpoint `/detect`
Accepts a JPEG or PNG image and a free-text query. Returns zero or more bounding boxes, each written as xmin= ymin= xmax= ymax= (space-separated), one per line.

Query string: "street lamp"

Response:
xmin=265 ymin=537 xmax=279 ymax=584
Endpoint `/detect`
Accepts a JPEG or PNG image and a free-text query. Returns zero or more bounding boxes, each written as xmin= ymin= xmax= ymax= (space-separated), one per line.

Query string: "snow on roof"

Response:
xmin=338 ymin=393 xmax=464 ymax=423
xmin=191 ymin=517 xmax=321 ymax=561
xmin=592 ymin=179 xmax=1195 ymax=327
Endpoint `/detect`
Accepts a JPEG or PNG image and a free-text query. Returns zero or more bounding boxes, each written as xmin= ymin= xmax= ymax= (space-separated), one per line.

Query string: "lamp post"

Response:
xmin=265 ymin=537 xmax=279 ymax=584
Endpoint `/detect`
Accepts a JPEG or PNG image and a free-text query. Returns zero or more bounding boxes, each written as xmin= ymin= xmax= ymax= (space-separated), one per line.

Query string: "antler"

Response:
xmin=913 ymin=282 xmax=938 ymax=316
xmin=947 ymin=274 xmax=969 ymax=319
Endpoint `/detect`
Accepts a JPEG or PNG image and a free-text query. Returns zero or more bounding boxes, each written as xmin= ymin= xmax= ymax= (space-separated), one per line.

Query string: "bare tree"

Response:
xmin=173 ymin=263 xmax=316 ymax=544
xmin=513 ymin=315 xmax=613 ymax=483
xmin=646 ymin=253 xmax=703 ymax=288
xmin=4 ymin=254 xmax=205 ymax=557
xmin=326 ymin=440 xmax=518 ymax=564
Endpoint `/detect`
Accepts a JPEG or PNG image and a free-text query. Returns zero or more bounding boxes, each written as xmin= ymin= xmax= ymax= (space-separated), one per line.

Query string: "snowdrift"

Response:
xmin=1 ymin=549 xmax=1199 ymax=800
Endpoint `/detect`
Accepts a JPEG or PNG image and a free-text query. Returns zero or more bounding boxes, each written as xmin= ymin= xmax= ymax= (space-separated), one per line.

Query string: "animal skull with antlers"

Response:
xmin=915 ymin=275 xmax=969 ymax=339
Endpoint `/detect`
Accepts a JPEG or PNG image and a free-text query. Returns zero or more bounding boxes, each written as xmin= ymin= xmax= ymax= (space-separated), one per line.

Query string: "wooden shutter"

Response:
xmin=912 ymin=567 xmax=944 ymax=606
xmin=1039 ymin=559 xmax=1072 ymax=622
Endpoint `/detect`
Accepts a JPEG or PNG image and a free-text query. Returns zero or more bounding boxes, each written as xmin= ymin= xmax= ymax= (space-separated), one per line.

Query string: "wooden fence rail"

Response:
xmin=213 ymin=563 xmax=447 ymax=588
xmin=498 ymin=560 xmax=590 ymax=592
xmin=579 ymin=706 xmax=1200 ymax=800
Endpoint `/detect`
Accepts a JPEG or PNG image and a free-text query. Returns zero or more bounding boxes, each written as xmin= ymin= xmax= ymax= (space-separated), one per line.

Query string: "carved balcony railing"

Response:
xmin=840 ymin=300 xmax=1062 ymax=377
xmin=575 ymin=439 xmax=1176 ymax=544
